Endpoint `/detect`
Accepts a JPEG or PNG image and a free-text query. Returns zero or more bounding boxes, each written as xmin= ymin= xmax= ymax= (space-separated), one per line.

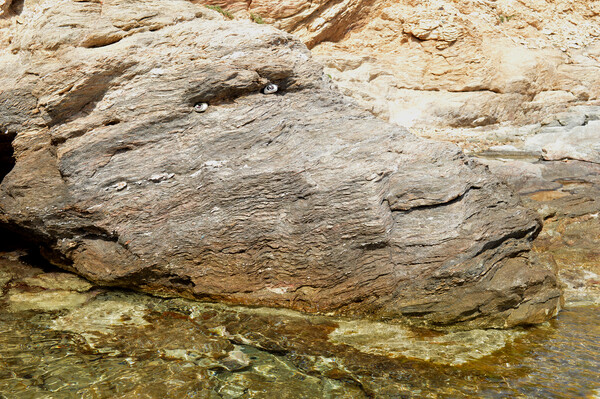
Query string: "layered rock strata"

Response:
xmin=447 ymin=105 xmax=600 ymax=305
xmin=196 ymin=0 xmax=377 ymax=48
xmin=203 ymin=0 xmax=600 ymax=129
xmin=0 ymin=0 xmax=560 ymax=328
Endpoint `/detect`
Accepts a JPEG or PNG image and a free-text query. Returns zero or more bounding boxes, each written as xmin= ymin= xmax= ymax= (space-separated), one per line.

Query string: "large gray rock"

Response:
xmin=0 ymin=0 xmax=560 ymax=328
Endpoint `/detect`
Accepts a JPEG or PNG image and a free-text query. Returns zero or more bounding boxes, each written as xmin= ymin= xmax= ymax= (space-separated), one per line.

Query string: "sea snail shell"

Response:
xmin=194 ymin=103 xmax=208 ymax=113
xmin=262 ymin=83 xmax=278 ymax=94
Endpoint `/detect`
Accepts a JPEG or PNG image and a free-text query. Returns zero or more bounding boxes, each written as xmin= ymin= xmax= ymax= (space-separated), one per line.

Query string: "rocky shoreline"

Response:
xmin=0 ymin=0 xmax=570 ymax=328
xmin=1 ymin=251 xmax=599 ymax=397
xmin=411 ymin=105 xmax=600 ymax=306
xmin=0 ymin=2 xmax=599 ymax=396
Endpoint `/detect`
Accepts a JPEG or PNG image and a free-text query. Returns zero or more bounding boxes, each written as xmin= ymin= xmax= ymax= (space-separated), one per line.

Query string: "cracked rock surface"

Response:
xmin=0 ymin=0 xmax=560 ymax=328
xmin=309 ymin=0 xmax=600 ymax=129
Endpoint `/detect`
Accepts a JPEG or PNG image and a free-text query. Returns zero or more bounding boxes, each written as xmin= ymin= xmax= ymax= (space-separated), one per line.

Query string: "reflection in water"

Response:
xmin=0 ymin=288 xmax=599 ymax=398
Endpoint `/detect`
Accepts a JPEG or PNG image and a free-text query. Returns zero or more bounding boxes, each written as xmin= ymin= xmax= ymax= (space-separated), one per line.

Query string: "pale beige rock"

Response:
xmin=186 ymin=0 xmax=600 ymax=129
xmin=0 ymin=0 xmax=11 ymax=17
xmin=20 ymin=272 xmax=93 ymax=292
xmin=287 ymin=0 xmax=600 ymax=128
xmin=525 ymin=121 xmax=600 ymax=163
xmin=197 ymin=0 xmax=376 ymax=47
xmin=1 ymin=252 xmax=96 ymax=310
xmin=329 ymin=320 xmax=525 ymax=365
xmin=7 ymin=290 xmax=94 ymax=311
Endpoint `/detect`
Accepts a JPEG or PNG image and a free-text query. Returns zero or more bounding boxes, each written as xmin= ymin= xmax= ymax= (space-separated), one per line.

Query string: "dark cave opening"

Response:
xmin=0 ymin=223 xmax=66 ymax=274
xmin=0 ymin=129 xmax=16 ymax=184
xmin=0 ymin=128 xmax=34 ymax=255
xmin=0 ymin=128 xmax=19 ymax=251
xmin=0 ymin=129 xmax=69 ymax=273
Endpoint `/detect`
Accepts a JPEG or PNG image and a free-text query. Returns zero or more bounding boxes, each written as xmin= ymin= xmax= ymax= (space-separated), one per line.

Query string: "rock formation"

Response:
xmin=454 ymin=105 xmax=600 ymax=306
xmin=202 ymin=0 xmax=600 ymax=129
xmin=0 ymin=0 xmax=11 ymax=17
xmin=0 ymin=0 xmax=561 ymax=328
xmin=216 ymin=0 xmax=600 ymax=305
xmin=314 ymin=0 xmax=600 ymax=129
xmin=196 ymin=0 xmax=377 ymax=48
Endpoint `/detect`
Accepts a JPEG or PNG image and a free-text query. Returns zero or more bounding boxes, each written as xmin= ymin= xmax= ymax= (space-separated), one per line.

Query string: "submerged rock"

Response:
xmin=0 ymin=0 xmax=560 ymax=328
xmin=1 ymin=287 xmax=598 ymax=398
xmin=329 ymin=319 xmax=525 ymax=365
xmin=0 ymin=251 xmax=97 ymax=311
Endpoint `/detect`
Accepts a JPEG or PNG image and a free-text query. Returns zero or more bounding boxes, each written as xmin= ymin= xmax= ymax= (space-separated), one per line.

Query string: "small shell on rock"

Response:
xmin=262 ymin=83 xmax=278 ymax=94
xmin=194 ymin=103 xmax=208 ymax=113
xmin=114 ymin=182 xmax=127 ymax=191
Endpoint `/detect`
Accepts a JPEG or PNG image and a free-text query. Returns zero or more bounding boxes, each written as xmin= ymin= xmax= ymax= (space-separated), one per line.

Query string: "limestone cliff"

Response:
xmin=200 ymin=0 xmax=600 ymax=129
xmin=0 ymin=0 xmax=560 ymax=328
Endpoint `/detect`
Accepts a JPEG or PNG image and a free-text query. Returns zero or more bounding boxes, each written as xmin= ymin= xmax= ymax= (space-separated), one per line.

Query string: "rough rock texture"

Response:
xmin=484 ymin=158 xmax=600 ymax=306
xmin=415 ymin=101 xmax=600 ymax=306
xmin=187 ymin=1 xmax=600 ymax=129
xmin=405 ymin=100 xmax=600 ymax=306
xmin=311 ymin=0 xmax=600 ymax=129
xmin=417 ymin=105 xmax=600 ymax=159
xmin=465 ymin=109 xmax=600 ymax=307
xmin=0 ymin=253 xmax=98 ymax=311
xmin=196 ymin=0 xmax=377 ymax=48
xmin=0 ymin=2 xmax=10 ymax=17
xmin=0 ymin=0 xmax=561 ymax=328
xmin=0 ymin=0 xmax=12 ymax=16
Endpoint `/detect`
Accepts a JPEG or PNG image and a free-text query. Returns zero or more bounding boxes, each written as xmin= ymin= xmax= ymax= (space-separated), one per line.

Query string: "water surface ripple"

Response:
xmin=0 ymin=290 xmax=598 ymax=398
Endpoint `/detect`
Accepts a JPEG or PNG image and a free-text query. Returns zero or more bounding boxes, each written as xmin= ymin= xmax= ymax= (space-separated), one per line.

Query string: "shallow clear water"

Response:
xmin=0 ymin=288 xmax=599 ymax=399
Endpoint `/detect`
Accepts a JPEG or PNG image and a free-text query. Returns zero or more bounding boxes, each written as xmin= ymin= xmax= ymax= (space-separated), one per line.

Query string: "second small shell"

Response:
xmin=262 ymin=83 xmax=278 ymax=94
xmin=194 ymin=103 xmax=209 ymax=113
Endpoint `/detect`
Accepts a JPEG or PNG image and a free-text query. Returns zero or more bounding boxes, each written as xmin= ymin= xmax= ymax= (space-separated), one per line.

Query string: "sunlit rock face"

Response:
xmin=216 ymin=0 xmax=600 ymax=129
xmin=0 ymin=0 xmax=11 ymax=17
xmin=196 ymin=0 xmax=377 ymax=47
xmin=312 ymin=0 xmax=600 ymax=129
xmin=0 ymin=0 xmax=560 ymax=328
